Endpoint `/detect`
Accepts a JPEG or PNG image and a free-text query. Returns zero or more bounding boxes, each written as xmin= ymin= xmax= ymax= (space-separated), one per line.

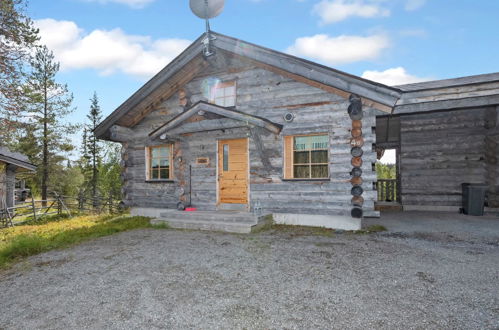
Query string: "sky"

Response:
xmin=26 ymin=0 xmax=499 ymax=157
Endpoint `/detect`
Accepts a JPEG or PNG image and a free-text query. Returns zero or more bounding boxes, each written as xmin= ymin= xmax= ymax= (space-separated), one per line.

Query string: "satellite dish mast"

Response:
xmin=189 ymin=0 xmax=225 ymax=57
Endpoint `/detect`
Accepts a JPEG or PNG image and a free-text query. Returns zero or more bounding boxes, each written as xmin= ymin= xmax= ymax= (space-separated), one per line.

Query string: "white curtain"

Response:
xmin=294 ymin=135 xmax=328 ymax=150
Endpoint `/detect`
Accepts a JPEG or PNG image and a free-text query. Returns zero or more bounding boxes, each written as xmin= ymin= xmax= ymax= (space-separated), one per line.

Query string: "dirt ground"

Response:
xmin=0 ymin=218 xmax=498 ymax=329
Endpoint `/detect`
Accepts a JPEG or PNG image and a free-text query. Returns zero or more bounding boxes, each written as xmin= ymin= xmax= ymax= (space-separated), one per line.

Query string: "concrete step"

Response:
xmin=152 ymin=218 xmax=254 ymax=234
xmin=158 ymin=210 xmax=260 ymax=223
xmin=152 ymin=210 xmax=272 ymax=234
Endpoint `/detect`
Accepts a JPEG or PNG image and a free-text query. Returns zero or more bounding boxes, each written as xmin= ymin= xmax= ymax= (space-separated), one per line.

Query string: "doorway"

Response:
xmin=217 ymin=138 xmax=249 ymax=206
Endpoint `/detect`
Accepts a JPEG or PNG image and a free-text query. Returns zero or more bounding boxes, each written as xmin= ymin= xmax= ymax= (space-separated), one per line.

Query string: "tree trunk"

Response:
xmin=42 ymin=79 xmax=48 ymax=207
xmin=92 ymin=124 xmax=97 ymax=207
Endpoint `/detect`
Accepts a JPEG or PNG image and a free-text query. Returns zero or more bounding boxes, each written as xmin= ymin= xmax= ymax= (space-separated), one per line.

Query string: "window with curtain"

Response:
xmin=284 ymin=134 xmax=329 ymax=179
xmin=146 ymin=145 xmax=173 ymax=180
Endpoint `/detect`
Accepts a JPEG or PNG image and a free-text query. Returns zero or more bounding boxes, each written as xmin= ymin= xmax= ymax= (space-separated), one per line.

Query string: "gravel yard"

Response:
xmin=0 ymin=221 xmax=498 ymax=329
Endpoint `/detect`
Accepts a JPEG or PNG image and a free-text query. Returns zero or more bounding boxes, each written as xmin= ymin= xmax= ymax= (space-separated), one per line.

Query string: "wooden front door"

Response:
xmin=218 ymin=138 xmax=248 ymax=204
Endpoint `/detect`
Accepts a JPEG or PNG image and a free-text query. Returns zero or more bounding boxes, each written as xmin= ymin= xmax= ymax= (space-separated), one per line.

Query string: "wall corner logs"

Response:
xmin=348 ymin=94 xmax=364 ymax=218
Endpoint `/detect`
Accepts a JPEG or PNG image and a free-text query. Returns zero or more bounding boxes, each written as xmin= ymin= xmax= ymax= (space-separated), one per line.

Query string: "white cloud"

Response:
xmin=312 ymin=0 xmax=390 ymax=24
xmin=361 ymin=67 xmax=431 ymax=86
xmin=286 ymin=34 xmax=390 ymax=65
xmin=82 ymin=0 xmax=155 ymax=9
xmin=404 ymin=0 xmax=426 ymax=11
xmin=34 ymin=19 xmax=191 ymax=79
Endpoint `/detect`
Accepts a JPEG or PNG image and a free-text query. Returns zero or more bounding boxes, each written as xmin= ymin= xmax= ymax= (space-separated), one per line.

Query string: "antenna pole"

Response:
xmin=203 ymin=0 xmax=214 ymax=57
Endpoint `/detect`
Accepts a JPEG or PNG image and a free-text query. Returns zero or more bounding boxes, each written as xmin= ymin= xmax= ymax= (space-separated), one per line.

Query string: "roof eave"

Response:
xmin=94 ymin=33 xmax=208 ymax=139
xmin=0 ymin=156 xmax=37 ymax=172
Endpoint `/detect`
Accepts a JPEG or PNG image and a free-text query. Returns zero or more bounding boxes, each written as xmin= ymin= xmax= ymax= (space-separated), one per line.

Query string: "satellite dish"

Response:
xmin=190 ymin=0 xmax=225 ymax=19
xmin=189 ymin=0 xmax=225 ymax=57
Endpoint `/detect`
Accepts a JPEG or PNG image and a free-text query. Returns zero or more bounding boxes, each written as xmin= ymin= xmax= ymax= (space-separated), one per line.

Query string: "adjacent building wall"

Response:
xmin=121 ymin=59 xmax=379 ymax=220
xmin=0 ymin=163 xmax=6 ymax=209
xmin=399 ymin=107 xmax=491 ymax=210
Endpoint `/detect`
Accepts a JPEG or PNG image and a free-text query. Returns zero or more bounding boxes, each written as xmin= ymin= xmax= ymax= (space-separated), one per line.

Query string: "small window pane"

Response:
xmin=160 ymin=159 xmax=169 ymax=167
xmin=223 ymin=144 xmax=229 ymax=171
xmin=225 ymin=86 xmax=235 ymax=96
xmin=152 ymin=169 xmax=160 ymax=179
xmin=151 ymin=148 xmax=161 ymax=158
xmin=294 ymin=165 xmax=310 ymax=178
xmin=294 ymin=136 xmax=309 ymax=150
xmin=225 ymin=96 xmax=236 ymax=107
xmin=311 ymin=165 xmax=328 ymax=178
xmin=160 ymin=169 xmax=169 ymax=179
xmin=215 ymin=88 xmax=224 ymax=98
xmin=294 ymin=151 xmax=309 ymax=164
xmin=311 ymin=135 xmax=328 ymax=149
xmin=311 ymin=150 xmax=328 ymax=163
xmin=151 ymin=159 xmax=160 ymax=169
xmin=159 ymin=147 xmax=169 ymax=157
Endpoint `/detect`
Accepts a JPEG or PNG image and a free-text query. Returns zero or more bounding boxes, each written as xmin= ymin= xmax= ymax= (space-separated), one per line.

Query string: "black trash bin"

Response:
xmin=461 ymin=183 xmax=488 ymax=216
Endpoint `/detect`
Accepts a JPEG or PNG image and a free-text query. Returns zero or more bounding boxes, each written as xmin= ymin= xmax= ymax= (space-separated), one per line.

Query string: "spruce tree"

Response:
xmin=23 ymin=45 xmax=75 ymax=205
xmin=86 ymin=92 xmax=102 ymax=204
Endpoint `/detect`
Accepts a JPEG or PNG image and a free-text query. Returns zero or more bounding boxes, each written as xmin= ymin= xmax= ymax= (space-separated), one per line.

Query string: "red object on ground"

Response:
xmin=185 ymin=207 xmax=197 ymax=211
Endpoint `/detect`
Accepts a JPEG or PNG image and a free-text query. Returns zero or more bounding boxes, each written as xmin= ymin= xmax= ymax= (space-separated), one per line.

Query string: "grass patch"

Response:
xmin=250 ymin=215 xmax=274 ymax=233
xmin=264 ymin=223 xmax=387 ymax=237
xmin=365 ymin=224 xmax=387 ymax=232
xmin=0 ymin=214 xmax=155 ymax=269
xmin=150 ymin=221 xmax=170 ymax=229
xmin=352 ymin=224 xmax=388 ymax=235
xmin=271 ymin=224 xmax=335 ymax=237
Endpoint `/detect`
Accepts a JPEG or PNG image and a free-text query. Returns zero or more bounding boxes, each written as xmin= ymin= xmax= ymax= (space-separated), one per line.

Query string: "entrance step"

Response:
xmin=151 ymin=210 xmax=271 ymax=234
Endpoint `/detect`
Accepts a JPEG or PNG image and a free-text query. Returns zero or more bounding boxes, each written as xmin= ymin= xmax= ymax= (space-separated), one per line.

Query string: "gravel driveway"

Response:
xmin=0 ymin=224 xmax=498 ymax=329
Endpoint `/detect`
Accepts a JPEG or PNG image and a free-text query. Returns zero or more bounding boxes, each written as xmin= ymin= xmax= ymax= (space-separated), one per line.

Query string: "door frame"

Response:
xmin=216 ymin=137 xmax=250 ymax=209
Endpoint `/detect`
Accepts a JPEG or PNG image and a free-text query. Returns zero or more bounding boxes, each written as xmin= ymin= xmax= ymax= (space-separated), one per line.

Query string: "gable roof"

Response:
xmin=0 ymin=147 xmax=37 ymax=172
xmin=149 ymin=101 xmax=282 ymax=140
xmin=95 ymin=31 xmax=401 ymax=140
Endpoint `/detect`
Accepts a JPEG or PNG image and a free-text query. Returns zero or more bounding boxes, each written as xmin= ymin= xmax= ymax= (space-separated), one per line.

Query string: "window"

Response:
xmin=223 ymin=144 xmax=229 ymax=171
xmin=210 ymin=81 xmax=236 ymax=107
xmin=146 ymin=145 xmax=173 ymax=180
xmin=284 ymin=134 xmax=329 ymax=179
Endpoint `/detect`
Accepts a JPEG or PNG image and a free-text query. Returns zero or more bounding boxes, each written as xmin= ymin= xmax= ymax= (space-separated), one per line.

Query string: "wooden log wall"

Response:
xmin=0 ymin=163 xmax=6 ymax=209
xmin=120 ymin=55 xmax=378 ymax=217
xmin=484 ymin=106 xmax=499 ymax=207
xmin=4 ymin=165 xmax=16 ymax=208
xmin=399 ymin=107 xmax=491 ymax=208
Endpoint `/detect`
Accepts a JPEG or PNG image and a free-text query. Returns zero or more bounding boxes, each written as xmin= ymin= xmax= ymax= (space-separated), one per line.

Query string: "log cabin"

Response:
xmin=95 ymin=32 xmax=499 ymax=232
xmin=0 ymin=147 xmax=36 ymax=210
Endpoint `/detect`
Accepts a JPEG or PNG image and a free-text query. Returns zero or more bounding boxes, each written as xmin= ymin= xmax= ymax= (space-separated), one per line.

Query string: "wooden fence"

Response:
xmin=0 ymin=193 xmax=123 ymax=228
xmin=62 ymin=194 xmax=123 ymax=214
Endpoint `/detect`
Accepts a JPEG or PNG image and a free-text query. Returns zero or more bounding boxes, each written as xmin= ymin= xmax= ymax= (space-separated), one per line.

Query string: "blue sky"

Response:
xmin=27 ymin=0 xmax=499 ymax=147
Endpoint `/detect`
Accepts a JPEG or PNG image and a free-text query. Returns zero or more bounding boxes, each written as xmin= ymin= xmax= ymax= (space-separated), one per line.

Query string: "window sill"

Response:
xmin=282 ymin=178 xmax=331 ymax=182
xmin=145 ymin=180 xmax=175 ymax=183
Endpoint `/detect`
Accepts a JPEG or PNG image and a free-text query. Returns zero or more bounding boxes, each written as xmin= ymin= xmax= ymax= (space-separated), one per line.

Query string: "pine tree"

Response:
xmin=86 ymin=92 xmax=102 ymax=204
xmin=23 ymin=45 xmax=75 ymax=205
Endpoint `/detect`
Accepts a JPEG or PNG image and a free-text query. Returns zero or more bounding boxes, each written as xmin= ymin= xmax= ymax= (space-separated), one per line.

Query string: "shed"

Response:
xmin=376 ymin=73 xmax=499 ymax=211
xmin=0 ymin=147 xmax=37 ymax=209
